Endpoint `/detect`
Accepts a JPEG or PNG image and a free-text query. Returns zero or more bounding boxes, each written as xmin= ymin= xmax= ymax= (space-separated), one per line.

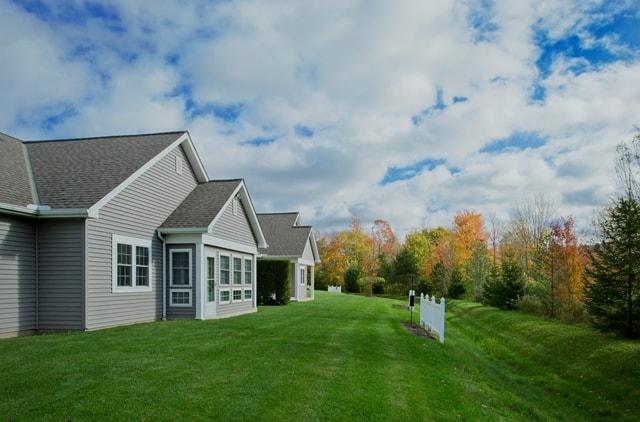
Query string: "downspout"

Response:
xmin=157 ymin=230 xmax=167 ymax=321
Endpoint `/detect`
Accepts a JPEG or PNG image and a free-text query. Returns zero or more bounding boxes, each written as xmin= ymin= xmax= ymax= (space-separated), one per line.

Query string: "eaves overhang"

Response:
xmin=0 ymin=203 xmax=89 ymax=219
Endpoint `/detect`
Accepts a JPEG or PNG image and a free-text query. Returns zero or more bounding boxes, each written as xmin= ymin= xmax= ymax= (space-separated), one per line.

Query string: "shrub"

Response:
xmin=344 ymin=266 xmax=364 ymax=293
xmin=257 ymin=260 xmax=290 ymax=305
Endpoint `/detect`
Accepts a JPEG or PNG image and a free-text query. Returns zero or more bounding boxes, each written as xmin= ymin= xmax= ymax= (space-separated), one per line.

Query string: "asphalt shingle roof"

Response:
xmin=160 ymin=179 xmax=242 ymax=229
xmin=0 ymin=132 xmax=33 ymax=207
xmin=257 ymin=212 xmax=312 ymax=257
xmin=25 ymin=132 xmax=185 ymax=209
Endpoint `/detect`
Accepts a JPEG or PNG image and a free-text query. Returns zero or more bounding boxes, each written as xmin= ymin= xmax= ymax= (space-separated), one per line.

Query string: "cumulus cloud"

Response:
xmin=1 ymin=0 xmax=639 ymax=239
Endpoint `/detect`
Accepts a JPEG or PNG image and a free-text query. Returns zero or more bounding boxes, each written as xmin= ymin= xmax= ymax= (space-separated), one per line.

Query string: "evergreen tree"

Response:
xmin=430 ymin=260 xmax=448 ymax=297
xmin=391 ymin=248 xmax=419 ymax=293
xmin=447 ymin=266 xmax=467 ymax=299
xmin=482 ymin=256 xmax=524 ymax=310
xmin=584 ymin=196 xmax=640 ymax=338
xmin=344 ymin=266 xmax=364 ymax=293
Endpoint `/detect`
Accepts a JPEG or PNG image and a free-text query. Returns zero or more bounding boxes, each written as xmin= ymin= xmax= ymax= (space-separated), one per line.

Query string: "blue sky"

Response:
xmin=1 ymin=0 xmax=639 ymax=238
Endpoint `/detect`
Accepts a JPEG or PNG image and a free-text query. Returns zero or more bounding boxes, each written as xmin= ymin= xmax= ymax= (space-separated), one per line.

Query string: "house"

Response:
xmin=0 ymin=131 xmax=267 ymax=337
xmin=257 ymin=212 xmax=320 ymax=302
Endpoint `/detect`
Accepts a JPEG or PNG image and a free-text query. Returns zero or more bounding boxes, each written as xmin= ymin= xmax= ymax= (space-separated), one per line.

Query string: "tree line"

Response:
xmin=316 ymin=131 xmax=640 ymax=339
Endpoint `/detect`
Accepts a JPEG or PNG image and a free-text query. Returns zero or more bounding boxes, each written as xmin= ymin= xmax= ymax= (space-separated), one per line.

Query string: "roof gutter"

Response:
xmin=0 ymin=203 xmax=90 ymax=219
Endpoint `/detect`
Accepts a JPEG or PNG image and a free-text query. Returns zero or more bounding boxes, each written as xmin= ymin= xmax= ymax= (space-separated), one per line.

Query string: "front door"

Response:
xmin=205 ymin=256 xmax=216 ymax=317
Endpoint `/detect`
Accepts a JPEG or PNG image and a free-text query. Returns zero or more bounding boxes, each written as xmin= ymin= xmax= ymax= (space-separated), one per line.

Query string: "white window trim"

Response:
xmin=112 ymin=234 xmax=152 ymax=293
xmin=232 ymin=256 xmax=243 ymax=285
xmin=243 ymin=288 xmax=253 ymax=301
xmin=232 ymin=289 xmax=243 ymax=302
xmin=300 ymin=266 xmax=307 ymax=285
xmin=219 ymin=253 xmax=231 ymax=286
xmin=170 ymin=249 xmax=192 ymax=287
xmin=170 ymin=288 xmax=192 ymax=307
xmin=219 ymin=288 xmax=231 ymax=304
xmin=244 ymin=258 xmax=253 ymax=286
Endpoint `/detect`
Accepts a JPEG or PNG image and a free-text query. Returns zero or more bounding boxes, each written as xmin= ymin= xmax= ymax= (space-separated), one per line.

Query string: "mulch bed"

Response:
xmin=402 ymin=321 xmax=436 ymax=339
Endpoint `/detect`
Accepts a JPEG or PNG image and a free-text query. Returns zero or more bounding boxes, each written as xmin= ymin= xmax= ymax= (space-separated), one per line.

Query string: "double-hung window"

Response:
xmin=233 ymin=257 xmax=242 ymax=285
xmin=220 ymin=255 xmax=230 ymax=285
xmin=112 ymin=235 xmax=152 ymax=292
xmin=244 ymin=258 xmax=252 ymax=285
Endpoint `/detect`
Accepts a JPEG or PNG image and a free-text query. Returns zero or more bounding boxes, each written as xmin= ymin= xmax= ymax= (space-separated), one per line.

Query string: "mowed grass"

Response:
xmin=1 ymin=292 xmax=638 ymax=421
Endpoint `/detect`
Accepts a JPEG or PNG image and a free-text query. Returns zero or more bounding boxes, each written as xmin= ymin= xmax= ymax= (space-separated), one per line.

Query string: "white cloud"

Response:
xmin=1 ymin=0 xmax=639 ymax=241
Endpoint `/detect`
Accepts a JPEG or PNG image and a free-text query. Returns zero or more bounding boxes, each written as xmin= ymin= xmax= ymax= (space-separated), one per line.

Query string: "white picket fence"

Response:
xmin=327 ymin=285 xmax=342 ymax=293
xmin=419 ymin=293 xmax=446 ymax=344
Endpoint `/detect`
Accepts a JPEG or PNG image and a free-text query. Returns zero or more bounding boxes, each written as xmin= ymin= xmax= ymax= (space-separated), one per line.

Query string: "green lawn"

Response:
xmin=1 ymin=292 xmax=638 ymax=421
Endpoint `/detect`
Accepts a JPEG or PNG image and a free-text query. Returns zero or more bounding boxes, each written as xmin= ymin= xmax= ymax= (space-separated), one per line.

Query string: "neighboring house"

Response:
xmin=257 ymin=212 xmax=320 ymax=302
xmin=0 ymin=131 xmax=267 ymax=337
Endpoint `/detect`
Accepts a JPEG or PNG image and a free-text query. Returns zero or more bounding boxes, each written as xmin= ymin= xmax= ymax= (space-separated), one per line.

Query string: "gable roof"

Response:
xmin=160 ymin=179 xmax=268 ymax=248
xmin=257 ymin=212 xmax=320 ymax=262
xmin=0 ymin=132 xmax=34 ymax=207
xmin=0 ymin=131 xmax=208 ymax=217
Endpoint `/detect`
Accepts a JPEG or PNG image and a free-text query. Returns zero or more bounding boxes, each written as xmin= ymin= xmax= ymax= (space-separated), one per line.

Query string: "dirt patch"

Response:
xmin=402 ymin=321 xmax=436 ymax=339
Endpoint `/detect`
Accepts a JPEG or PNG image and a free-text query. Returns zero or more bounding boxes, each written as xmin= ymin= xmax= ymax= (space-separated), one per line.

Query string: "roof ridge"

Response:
xmin=257 ymin=211 xmax=299 ymax=216
xmin=206 ymin=178 xmax=244 ymax=183
xmin=23 ymin=130 xmax=187 ymax=143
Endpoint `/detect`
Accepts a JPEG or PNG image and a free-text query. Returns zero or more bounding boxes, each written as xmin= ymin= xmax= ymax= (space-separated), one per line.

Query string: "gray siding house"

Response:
xmin=257 ymin=212 xmax=320 ymax=302
xmin=0 ymin=131 xmax=267 ymax=337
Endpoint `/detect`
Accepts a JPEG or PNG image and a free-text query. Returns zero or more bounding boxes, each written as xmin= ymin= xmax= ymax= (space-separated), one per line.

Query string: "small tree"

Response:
xmin=344 ymin=266 xmax=364 ymax=293
xmin=447 ymin=266 xmax=466 ymax=299
xmin=584 ymin=196 xmax=640 ymax=338
xmin=391 ymin=248 xmax=419 ymax=293
xmin=483 ymin=255 xmax=524 ymax=310
xmin=584 ymin=135 xmax=640 ymax=338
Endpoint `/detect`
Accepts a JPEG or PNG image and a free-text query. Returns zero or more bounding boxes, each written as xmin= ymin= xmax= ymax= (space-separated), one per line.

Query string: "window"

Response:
xmin=244 ymin=289 xmax=252 ymax=301
xmin=117 ymin=244 xmax=132 ymax=287
xmin=233 ymin=257 xmax=242 ymax=284
xmin=220 ymin=255 xmax=230 ymax=285
xmin=171 ymin=289 xmax=191 ymax=306
xmin=207 ymin=257 xmax=215 ymax=302
xmin=219 ymin=289 xmax=230 ymax=303
xmin=244 ymin=258 xmax=252 ymax=285
xmin=112 ymin=235 xmax=152 ymax=292
xmin=136 ymin=246 xmax=149 ymax=286
xmin=171 ymin=250 xmax=191 ymax=286
xmin=300 ymin=267 xmax=307 ymax=285
xmin=233 ymin=289 xmax=242 ymax=301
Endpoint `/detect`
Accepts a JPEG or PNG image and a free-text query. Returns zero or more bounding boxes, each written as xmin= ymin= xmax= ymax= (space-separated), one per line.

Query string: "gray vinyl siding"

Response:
xmin=302 ymin=240 xmax=315 ymax=262
xmin=216 ymin=294 xmax=255 ymax=318
xmin=85 ymin=145 xmax=198 ymax=330
xmin=0 ymin=215 xmax=36 ymax=335
xmin=37 ymin=219 xmax=84 ymax=331
xmin=211 ymin=201 xmax=257 ymax=248
xmin=166 ymin=244 xmax=196 ymax=320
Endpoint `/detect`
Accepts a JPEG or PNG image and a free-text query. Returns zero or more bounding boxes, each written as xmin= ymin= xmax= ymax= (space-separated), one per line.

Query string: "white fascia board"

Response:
xmin=88 ymin=132 xmax=208 ymax=217
xmin=160 ymin=232 xmax=204 ymax=245
xmin=309 ymin=229 xmax=321 ymax=263
xmin=202 ymin=233 xmax=258 ymax=255
xmin=236 ymin=181 xmax=268 ymax=248
xmin=38 ymin=208 xmax=90 ymax=218
xmin=158 ymin=227 xmax=207 ymax=234
xmin=0 ymin=203 xmax=89 ymax=219
xmin=0 ymin=202 xmax=37 ymax=217
xmin=180 ymin=132 xmax=209 ymax=183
